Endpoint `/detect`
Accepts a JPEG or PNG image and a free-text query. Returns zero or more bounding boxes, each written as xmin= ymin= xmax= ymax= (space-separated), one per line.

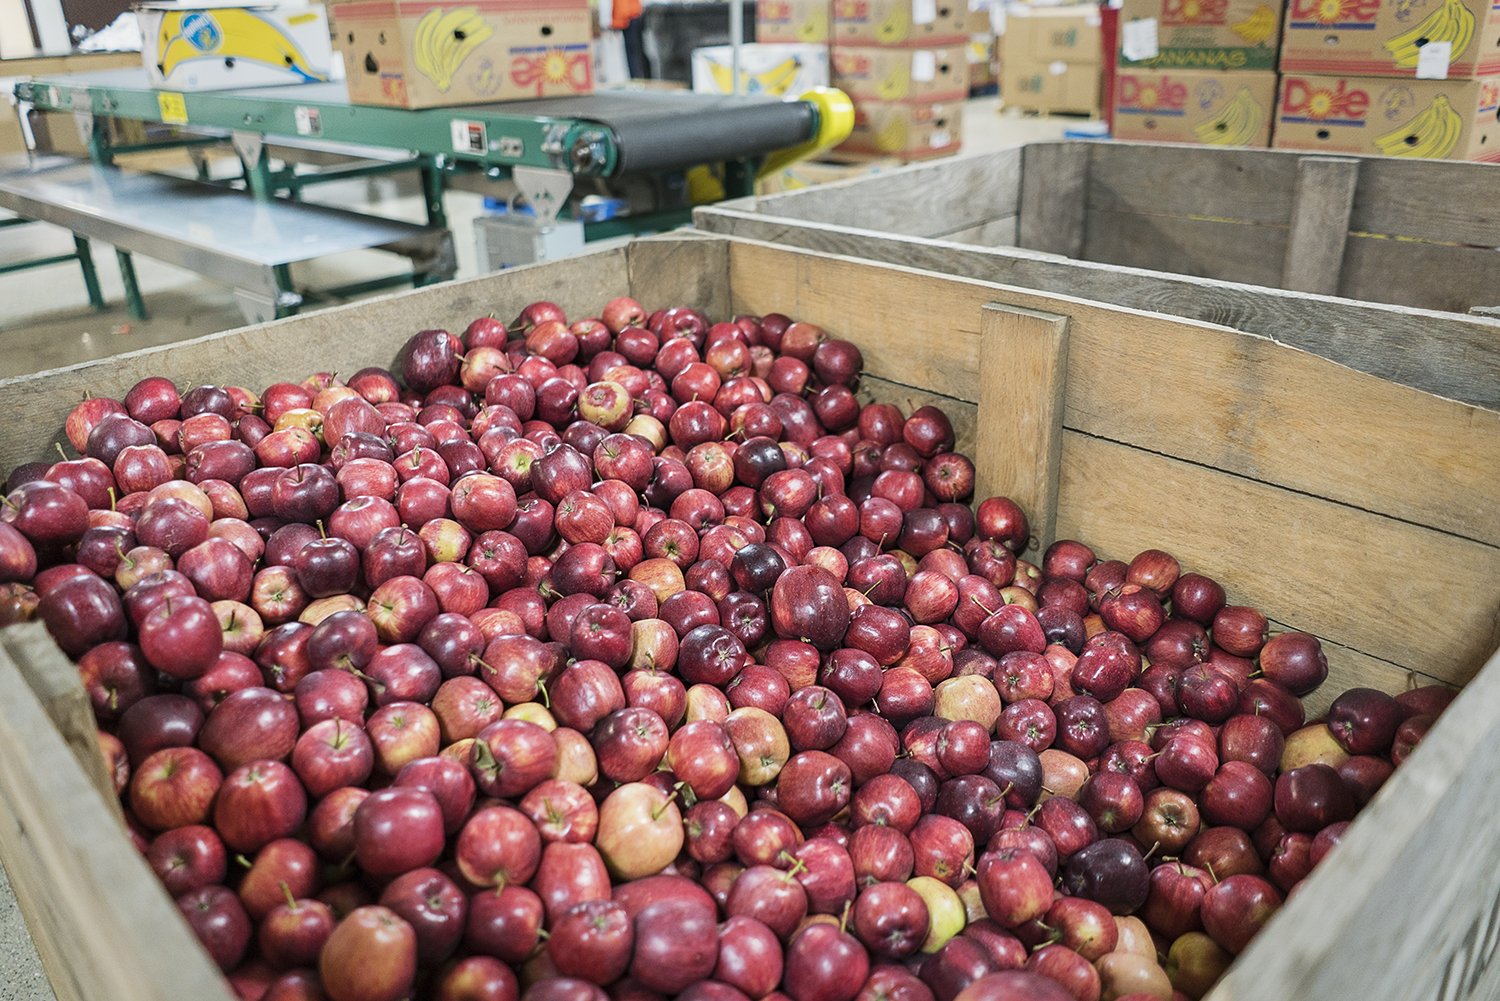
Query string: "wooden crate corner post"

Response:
xmin=1281 ymin=156 xmax=1361 ymax=297
xmin=974 ymin=302 xmax=1070 ymax=560
xmin=0 ymin=624 xmax=235 ymax=1001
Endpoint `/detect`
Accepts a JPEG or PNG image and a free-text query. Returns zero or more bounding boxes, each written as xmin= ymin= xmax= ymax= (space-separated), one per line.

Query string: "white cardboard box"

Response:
xmin=138 ymin=1 xmax=335 ymax=91
xmin=690 ymin=42 xmax=830 ymax=98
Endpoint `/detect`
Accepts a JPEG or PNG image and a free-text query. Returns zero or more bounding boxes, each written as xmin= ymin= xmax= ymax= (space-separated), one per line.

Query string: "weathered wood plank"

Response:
xmin=1349 ymin=157 xmax=1500 ymax=248
xmin=0 ymin=247 xmax=633 ymax=472
xmin=976 ymin=303 xmax=1069 ymax=559
xmin=750 ymin=148 xmax=1022 ymax=240
xmin=1338 ymin=233 xmax=1500 ymax=315
xmin=718 ymin=237 xmax=1500 ymax=549
xmin=1281 ymin=156 xmax=1359 ymax=296
xmin=0 ymin=628 xmax=121 ymax=822
xmin=724 ymin=241 xmax=986 ymax=402
xmin=693 ymin=207 xmax=1500 ymax=411
xmin=1056 ymin=434 xmax=1500 ymax=686
xmin=0 ymin=624 xmax=235 ymax=1001
xmin=987 ymin=283 xmax=1500 ymax=549
xmin=626 ymin=236 xmax=730 ymax=319
xmin=1018 ymin=142 xmax=1088 ymax=257
xmin=1207 ymin=645 xmax=1500 ymax=1001
xmin=1082 ymin=209 xmax=1290 ymax=287
xmin=940 ymin=215 xmax=1018 ymax=247
xmin=1083 ymin=142 xmax=1301 ymax=225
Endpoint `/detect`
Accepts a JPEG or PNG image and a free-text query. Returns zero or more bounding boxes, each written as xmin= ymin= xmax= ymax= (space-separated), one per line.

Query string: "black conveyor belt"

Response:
xmin=502 ymin=91 xmax=817 ymax=174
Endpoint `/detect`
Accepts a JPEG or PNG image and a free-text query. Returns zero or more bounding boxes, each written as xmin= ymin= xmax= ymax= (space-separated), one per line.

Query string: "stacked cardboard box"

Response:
xmin=830 ymin=0 xmax=967 ymax=159
xmin=1002 ymin=6 xmax=1105 ymax=115
xmin=1274 ymin=0 xmax=1500 ymax=160
xmin=1114 ymin=0 xmax=1282 ymax=143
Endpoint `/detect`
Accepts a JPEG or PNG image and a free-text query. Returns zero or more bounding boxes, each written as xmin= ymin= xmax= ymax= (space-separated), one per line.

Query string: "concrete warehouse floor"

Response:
xmin=0 ymin=94 xmax=1077 ymax=996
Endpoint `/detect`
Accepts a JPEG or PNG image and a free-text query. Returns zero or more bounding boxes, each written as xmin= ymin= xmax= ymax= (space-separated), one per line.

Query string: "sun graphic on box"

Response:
xmin=510 ymin=49 xmax=592 ymax=95
xmin=1301 ymin=85 xmax=1363 ymax=118
xmin=1310 ymin=0 xmax=1361 ymax=23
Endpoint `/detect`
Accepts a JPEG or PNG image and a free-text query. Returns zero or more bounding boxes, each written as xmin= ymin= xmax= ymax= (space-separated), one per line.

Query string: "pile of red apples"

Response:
xmin=0 ymin=297 xmax=1451 ymax=1001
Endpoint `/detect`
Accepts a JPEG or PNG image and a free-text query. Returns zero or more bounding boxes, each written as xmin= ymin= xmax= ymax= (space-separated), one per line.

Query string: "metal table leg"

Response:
xmin=74 ymin=237 xmax=105 ymax=310
xmin=420 ymin=155 xmax=448 ymax=230
xmin=115 ymin=248 xmax=146 ymax=320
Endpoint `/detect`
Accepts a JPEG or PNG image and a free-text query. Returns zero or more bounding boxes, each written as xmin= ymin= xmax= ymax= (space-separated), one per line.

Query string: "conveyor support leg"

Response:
xmin=115 ymin=249 xmax=146 ymax=321
xmin=74 ymin=237 xmax=105 ymax=310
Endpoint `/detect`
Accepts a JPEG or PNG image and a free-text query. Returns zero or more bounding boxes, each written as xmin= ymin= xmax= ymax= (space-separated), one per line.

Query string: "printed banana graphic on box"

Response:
xmin=1384 ymin=0 xmax=1475 ymax=67
xmin=1194 ymin=85 xmax=1265 ymax=142
xmin=1376 ymin=93 xmax=1464 ymax=155
xmin=704 ymin=55 xmax=803 ymax=95
xmin=141 ymin=3 xmax=334 ymax=89
xmin=1229 ymin=4 xmax=1277 ymax=43
xmin=412 ymin=6 xmax=493 ymax=92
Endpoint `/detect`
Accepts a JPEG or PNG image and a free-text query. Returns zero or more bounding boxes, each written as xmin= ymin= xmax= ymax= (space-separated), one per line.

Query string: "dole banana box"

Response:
xmin=692 ymin=43 xmax=830 ymax=97
xmin=137 ymin=1 xmax=335 ymax=91
xmin=1274 ymin=73 xmax=1500 ymax=158
xmin=833 ymin=0 xmax=968 ymax=47
xmin=837 ymin=98 xmax=963 ymax=157
xmin=832 ymin=45 xmax=968 ymax=100
xmin=331 ymin=0 xmax=591 ymax=109
xmin=1279 ymin=0 xmax=1500 ymax=78
xmin=757 ymin=0 xmax=832 ymax=42
xmin=1117 ymin=0 xmax=1285 ymax=70
xmin=1112 ymin=68 xmax=1277 ymax=143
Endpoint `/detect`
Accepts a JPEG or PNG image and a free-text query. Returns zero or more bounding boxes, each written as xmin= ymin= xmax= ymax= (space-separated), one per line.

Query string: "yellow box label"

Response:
xmin=158 ymin=92 xmax=189 ymax=125
xmin=287 ymin=11 xmax=319 ymax=23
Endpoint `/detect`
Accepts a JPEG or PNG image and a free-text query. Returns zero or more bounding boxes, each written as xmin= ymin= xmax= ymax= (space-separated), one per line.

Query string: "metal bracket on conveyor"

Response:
xmin=232 ymin=130 xmax=264 ymax=171
xmin=71 ymin=88 xmax=94 ymax=147
xmin=512 ymin=166 xmax=575 ymax=229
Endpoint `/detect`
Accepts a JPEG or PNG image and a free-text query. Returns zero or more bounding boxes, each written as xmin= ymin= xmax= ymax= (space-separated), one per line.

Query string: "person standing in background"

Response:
xmin=613 ymin=0 xmax=646 ymax=78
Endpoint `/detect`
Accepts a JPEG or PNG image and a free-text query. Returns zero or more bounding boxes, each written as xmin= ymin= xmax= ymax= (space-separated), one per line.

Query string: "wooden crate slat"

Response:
xmin=0 ymin=629 xmax=121 ymax=821
xmin=1084 ymin=142 xmax=1300 ymax=226
xmin=0 ymin=625 xmax=235 ymax=1001
xmin=1082 ymin=209 xmax=1291 ymax=288
xmin=1027 ymin=286 xmax=1500 ymax=549
xmin=1206 ymin=645 xmax=1500 ymax=1001
xmin=626 ymin=237 xmax=730 ymax=319
xmin=1338 ymin=233 xmax=1500 ymax=315
xmin=1349 ymin=158 xmax=1500 ymax=248
xmin=693 ymin=207 xmax=1500 ymax=412
xmin=975 ymin=303 xmax=1069 ymax=558
xmin=1280 ymin=156 xmax=1360 ymax=296
xmin=1018 ymin=142 xmax=1089 ymax=257
xmin=750 ymin=149 xmax=1023 ymax=240
xmin=725 ymin=241 xmax=987 ymax=402
xmin=941 ymin=216 xmax=1018 ymax=247
xmin=1057 ymin=434 xmax=1500 ymax=685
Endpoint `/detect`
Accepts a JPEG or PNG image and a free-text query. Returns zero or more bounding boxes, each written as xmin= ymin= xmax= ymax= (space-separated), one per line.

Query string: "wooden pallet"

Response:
xmin=0 ymin=233 xmax=1495 ymax=999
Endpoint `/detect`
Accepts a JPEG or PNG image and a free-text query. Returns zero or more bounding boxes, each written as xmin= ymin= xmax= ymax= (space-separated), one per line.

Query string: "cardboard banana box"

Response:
xmin=1274 ymin=73 xmax=1500 ymax=159
xmin=1280 ymin=0 xmax=1500 ymax=78
xmin=832 ymin=45 xmax=968 ymax=101
xmin=331 ymin=0 xmax=591 ymax=109
xmin=138 ymin=1 xmax=335 ymax=91
xmin=691 ymin=43 xmax=831 ymax=96
xmin=1111 ymin=68 xmax=1277 ymax=144
xmin=832 ymin=0 xmax=969 ymax=47
xmin=836 ymin=97 xmax=963 ymax=157
xmin=757 ymin=0 xmax=832 ymax=43
xmin=1117 ymin=0 xmax=1285 ymax=70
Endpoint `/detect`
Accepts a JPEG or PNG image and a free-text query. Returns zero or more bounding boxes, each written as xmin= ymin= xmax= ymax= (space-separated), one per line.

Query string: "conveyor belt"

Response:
xmin=18 ymin=70 xmax=820 ymax=177
xmin=502 ymin=92 xmax=815 ymax=174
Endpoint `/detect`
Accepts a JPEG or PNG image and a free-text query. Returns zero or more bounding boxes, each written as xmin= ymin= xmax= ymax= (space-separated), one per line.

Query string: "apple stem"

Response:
xmin=971 ymin=597 xmax=996 ymax=616
xmin=317 ymin=520 xmax=327 ymax=541
xmin=1206 ymin=861 xmax=1220 ymax=884
xmin=1142 ymin=840 xmax=1161 ymax=863
xmin=55 ymin=442 xmax=67 ymax=461
xmin=235 ymin=854 xmax=253 ymax=870
xmin=280 ymin=880 xmax=297 ymax=909
xmin=534 ymin=677 xmax=550 ymax=709
xmin=838 ymin=899 xmax=852 ymax=935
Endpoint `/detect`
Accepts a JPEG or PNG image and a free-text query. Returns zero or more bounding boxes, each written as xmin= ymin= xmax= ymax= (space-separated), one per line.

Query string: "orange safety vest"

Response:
xmin=612 ymin=0 xmax=642 ymax=29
